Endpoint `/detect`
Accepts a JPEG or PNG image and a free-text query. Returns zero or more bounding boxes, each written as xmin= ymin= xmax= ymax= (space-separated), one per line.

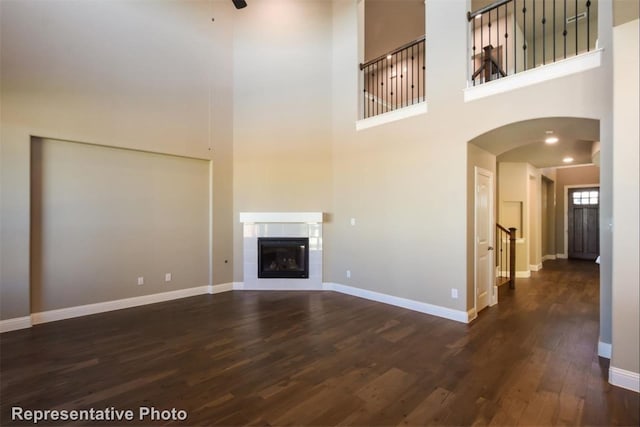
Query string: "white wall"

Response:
xmin=611 ymin=18 xmax=639 ymax=384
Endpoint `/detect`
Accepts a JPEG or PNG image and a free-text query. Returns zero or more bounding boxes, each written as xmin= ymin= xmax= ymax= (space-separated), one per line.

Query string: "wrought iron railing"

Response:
xmin=496 ymin=224 xmax=517 ymax=289
xmin=360 ymin=36 xmax=426 ymax=119
xmin=468 ymin=0 xmax=596 ymax=85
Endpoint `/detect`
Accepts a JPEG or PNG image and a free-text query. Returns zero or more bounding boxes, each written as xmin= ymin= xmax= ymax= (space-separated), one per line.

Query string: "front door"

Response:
xmin=475 ymin=167 xmax=494 ymax=313
xmin=568 ymin=187 xmax=600 ymax=260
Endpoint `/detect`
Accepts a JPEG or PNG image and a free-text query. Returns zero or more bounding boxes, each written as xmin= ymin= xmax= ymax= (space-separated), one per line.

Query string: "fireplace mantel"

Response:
xmin=239 ymin=212 xmax=323 ymax=224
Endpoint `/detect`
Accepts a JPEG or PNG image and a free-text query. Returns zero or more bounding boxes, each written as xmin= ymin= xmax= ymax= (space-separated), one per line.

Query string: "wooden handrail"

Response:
xmin=360 ymin=35 xmax=426 ymax=70
xmin=467 ymin=0 xmax=511 ymax=21
xmin=496 ymin=223 xmax=516 ymax=289
xmin=496 ymin=223 xmax=510 ymax=234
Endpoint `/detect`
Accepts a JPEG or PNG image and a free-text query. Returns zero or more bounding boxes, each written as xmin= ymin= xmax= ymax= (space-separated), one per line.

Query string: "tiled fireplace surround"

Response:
xmin=240 ymin=212 xmax=323 ymax=290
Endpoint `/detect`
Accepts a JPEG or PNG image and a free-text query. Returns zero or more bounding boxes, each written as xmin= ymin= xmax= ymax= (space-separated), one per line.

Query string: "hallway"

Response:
xmin=1 ymin=260 xmax=638 ymax=426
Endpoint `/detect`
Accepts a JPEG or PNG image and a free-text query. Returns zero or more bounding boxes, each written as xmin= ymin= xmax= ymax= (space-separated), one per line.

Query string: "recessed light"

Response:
xmin=545 ymin=136 xmax=559 ymax=144
xmin=387 ymin=54 xmax=392 ymax=60
xmin=563 ymin=157 xmax=574 ymax=163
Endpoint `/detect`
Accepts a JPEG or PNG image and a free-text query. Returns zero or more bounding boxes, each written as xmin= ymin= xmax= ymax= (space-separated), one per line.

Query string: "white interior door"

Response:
xmin=475 ymin=167 xmax=495 ymax=313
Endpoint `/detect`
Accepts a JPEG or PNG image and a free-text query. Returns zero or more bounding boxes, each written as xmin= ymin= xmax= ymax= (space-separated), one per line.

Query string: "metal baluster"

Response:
xmin=505 ymin=4 xmax=509 ymax=76
xmin=575 ymin=0 xmax=578 ymax=55
xmin=473 ymin=16 xmax=477 ymax=86
xmin=543 ymin=0 xmax=546 ymax=65
xmin=514 ymin=0 xmax=517 ymax=73
xmin=564 ymin=0 xmax=567 ymax=58
xmin=553 ymin=0 xmax=556 ymax=62
xmin=523 ymin=0 xmax=527 ymax=70
xmin=364 ymin=66 xmax=367 ymax=118
xmin=411 ymin=45 xmax=415 ymax=104
xmin=481 ymin=14 xmax=484 ymax=83
xmin=496 ymin=7 xmax=500 ymax=75
xmin=587 ymin=0 xmax=591 ymax=51
xmin=533 ymin=0 xmax=536 ymax=67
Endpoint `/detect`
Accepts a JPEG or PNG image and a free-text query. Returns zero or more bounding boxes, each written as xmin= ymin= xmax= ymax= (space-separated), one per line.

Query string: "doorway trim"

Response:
xmin=563 ymin=183 xmax=599 ymax=258
xmin=474 ymin=166 xmax=496 ymax=317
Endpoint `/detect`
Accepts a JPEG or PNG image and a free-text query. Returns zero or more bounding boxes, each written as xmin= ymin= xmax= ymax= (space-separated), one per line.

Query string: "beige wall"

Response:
xmin=611 ymin=18 xmax=639 ymax=376
xmin=0 ymin=0 xmax=235 ymax=320
xmin=541 ymin=176 xmax=556 ymax=257
xmin=231 ymin=0 xmax=334 ymax=281
xmin=364 ymin=0 xmax=425 ymax=61
xmin=554 ymin=165 xmax=600 ymax=257
xmin=31 ymin=139 xmax=209 ymax=311
xmin=498 ymin=162 xmax=532 ymax=273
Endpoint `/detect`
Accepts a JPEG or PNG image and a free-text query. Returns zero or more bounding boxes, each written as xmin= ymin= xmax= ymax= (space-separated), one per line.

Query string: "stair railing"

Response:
xmin=496 ymin=224 xmax=517 ymax=289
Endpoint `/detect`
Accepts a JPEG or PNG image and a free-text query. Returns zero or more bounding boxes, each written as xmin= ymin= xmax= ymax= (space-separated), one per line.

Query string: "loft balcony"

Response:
xmin=465 ymin=0 xmax=602 ymax=101
xmin=358 ymin=36 xmax=426 ymax=129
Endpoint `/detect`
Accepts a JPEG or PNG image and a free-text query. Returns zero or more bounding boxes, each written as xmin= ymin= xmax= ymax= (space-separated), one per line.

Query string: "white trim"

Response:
xmin=542 ymin=254 xmax=557 ymax=261
xmin=564 ymin=184 xmax=600 ymax=257
xmin=467 ymin=307 xmax=478 ymax=322
xmin=609 ymin=367 xmax=640 ymax=393
xmin=530 ymin=263 xmax=543 ymax=272
xmin=232 ymin=282 xmax=245 ymax=290
xmin=240 ymin=282 xmax=323 ymax=291
xmin=355 ymin=102 xmax=427 ymax=131
xmin=0 ymin=316 xmax=33 ymax=333
xmin=598 ymin=341 xmax=612 ymax=359
xmin=556 ymin=253 xmax=568 ymax=259
xmin=323 ymin=282 xmax=470 ymax=324
xmin=516 ymin=270 xmax=531 ymax=278
xmin=464 ymin=49 xmax=603 ymax=102
xmin=30 ymin=286 xmax=210 ymax=325
xmin=239 ymin=212 xmax=323 ymax=224
xmin=209 ymin=283 xmax=234 ymax=294
xmin=474 ymin=167 xmax=496 ymax=313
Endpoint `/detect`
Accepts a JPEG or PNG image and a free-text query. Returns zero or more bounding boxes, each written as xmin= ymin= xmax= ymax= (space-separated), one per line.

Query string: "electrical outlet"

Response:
xmin=451 ymin=288 xmax=458 ymax=299
xmin=165 ymin=273 xmax=172 ymax=282
xmin=137 ymin=277 xmax=144 ymax=286
xmin=346 ymin=270 xmax=351 ymax=279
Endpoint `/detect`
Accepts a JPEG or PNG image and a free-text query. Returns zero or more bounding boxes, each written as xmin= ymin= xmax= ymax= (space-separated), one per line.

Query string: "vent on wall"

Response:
xmin=566 ymin=11 xmax=587 ymax=24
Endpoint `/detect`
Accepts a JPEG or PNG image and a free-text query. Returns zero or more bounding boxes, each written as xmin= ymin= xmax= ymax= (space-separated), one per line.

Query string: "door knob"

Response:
xmin=488 ymin=246 xmax=494 ymax=251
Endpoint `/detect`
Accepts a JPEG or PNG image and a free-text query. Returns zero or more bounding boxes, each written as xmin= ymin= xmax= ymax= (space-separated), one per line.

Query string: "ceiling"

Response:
xmin=469 ymin=117 xmax=599 ymax=168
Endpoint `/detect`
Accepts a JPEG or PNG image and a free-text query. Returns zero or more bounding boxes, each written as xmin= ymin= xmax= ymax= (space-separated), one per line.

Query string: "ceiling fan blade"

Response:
xmin=232 ymin=0 xmax=247 ymax=9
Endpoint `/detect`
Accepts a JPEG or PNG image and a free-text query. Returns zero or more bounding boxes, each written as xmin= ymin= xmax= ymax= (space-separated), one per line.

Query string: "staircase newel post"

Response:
xmin=509 ymin=227 xmax=517 ymax=289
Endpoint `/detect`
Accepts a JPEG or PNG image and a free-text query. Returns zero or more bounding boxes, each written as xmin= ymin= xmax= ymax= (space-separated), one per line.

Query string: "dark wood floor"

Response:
xmin=1 ymin=260 xmax=638 ymax=426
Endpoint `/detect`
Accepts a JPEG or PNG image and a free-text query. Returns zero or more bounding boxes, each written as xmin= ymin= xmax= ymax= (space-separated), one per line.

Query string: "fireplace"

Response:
xmin=258 ymin=237 xmax=309 ymax=279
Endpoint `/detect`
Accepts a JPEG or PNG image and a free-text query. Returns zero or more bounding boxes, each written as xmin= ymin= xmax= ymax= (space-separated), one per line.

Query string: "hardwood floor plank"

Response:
xmin=1 ymin=260 xmax=638 ymax=426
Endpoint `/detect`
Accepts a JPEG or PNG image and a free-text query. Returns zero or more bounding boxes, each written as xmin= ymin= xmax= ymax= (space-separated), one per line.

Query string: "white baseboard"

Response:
xmin=530 ymin=263 xmax=543 ymax=272
xmin=209 ymin=282 xmax=234 ymax=294
xmin=598 ymin=341 xmax=612 ymax=359
xmin=542 ymin=254 xmax=557 ymax=261
xmin=323 ymin=282 xmax=470 ymax=324
xmin=232 ymin=282 xmax=245 ymax=290
xmin=0 ymin=316 xmax=33 ymax=333
xmin=556 ymin=253 xmax=568 ymax=259
xmin=516 ymin=270 xmax=531 ymax=278
xmin=609 ymin=366 xmax=640 ymax=393
xmin=30 ymin=286 xmax=210 ymax=325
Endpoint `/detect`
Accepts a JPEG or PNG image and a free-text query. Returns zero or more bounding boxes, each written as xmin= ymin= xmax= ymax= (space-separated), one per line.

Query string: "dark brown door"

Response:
xmin=568 ymin=188 xmax=599 ymax=260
